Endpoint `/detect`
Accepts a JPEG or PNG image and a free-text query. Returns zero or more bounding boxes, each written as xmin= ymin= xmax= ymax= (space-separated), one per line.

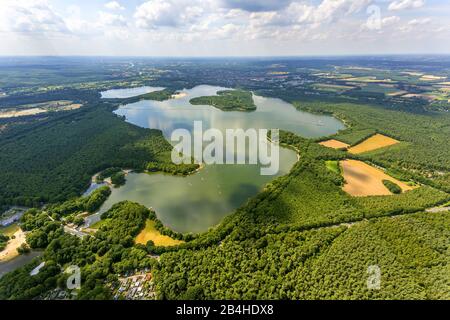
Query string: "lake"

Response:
xmin=0 ymin=251 xmax=42 ymax=279
xmin=95 ymin=85 xmax=344 ymax=233
xmin=100 ymin=86 xmax=165 ymax=99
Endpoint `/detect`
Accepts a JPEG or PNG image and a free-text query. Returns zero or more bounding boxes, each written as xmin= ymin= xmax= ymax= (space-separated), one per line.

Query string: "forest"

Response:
xmin=0 ymin=234 xmax=8 ymax=251
xmin=155 ymin=212 xmax=449 ymax=299
xmin=190 ymin=90 xmax=256 ymax=111
xmin=0 ymin=103 xmax=183 ymax=206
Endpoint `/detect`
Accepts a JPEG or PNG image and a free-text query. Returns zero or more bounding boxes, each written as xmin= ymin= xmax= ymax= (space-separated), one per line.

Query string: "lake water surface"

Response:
xmin=96 ymin=85 xmax=344 ymax=233
xmin=0 ymin=251 xmax=42 ymax=279
xmin=100 ymin=86 xmax=165 ymax=99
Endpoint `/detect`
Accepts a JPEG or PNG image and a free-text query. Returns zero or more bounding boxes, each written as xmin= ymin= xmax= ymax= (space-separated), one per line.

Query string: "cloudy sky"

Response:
xmin=0 ymin=0 xmax=449 ymax=56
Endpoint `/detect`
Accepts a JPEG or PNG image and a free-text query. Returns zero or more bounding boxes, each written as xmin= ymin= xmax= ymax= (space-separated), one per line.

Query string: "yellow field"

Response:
xmin=341 ymin=77 xmax=394 ymax=83
xmin=341 ymin=160 xmax=415 ymax=197
xmin=420 ymin=75 xmax=446 ymax=81
xmin=319 ymin=139 xmax=350 ymax=150
xmin=0 ymin=101 xmax=82 ymax=119
xmin=135 ymin=220 xmax=184 ymax=247
xmin=0 ymin=108 xmax=47 ymax=118
xmin=387 ymin=90 xmax=407 ymax=96
xmin=348 ymin=133 xmax=399 ymax=154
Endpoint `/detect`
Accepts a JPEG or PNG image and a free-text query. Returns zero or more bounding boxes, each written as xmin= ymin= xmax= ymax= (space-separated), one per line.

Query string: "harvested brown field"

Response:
xmin=319 ymin=139 xmax=350 ymax=150
xmin=348 ymin=133 xmax=399 ymax=154
xmin=341 ymin=160 xmax=415 ymax=197
xmin=0 ymin=108 xmax=47 ymax=118
xmin=0 ymin=101 xmax=82 ymax=119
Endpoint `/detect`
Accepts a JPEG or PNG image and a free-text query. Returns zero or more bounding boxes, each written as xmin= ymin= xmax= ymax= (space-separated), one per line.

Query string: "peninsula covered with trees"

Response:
xmin=190 ymin=90 xmax=257 ymax=111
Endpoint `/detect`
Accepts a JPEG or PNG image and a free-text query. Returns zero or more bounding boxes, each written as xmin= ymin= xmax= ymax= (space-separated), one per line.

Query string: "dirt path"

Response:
xmin=425 ymin=206 xmax=450 ymax=213
xmin=0 ymin=229 xmax=26 ymax=262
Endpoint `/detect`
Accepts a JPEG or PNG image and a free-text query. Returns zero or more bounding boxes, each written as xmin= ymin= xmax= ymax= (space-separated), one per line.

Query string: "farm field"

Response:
xmin=319 ymin=139 xmax=350 ymax=150
xmin=341 ymin=159 xmax=415 ymax=197
xmin=135 ymin=220 xmax=184 ymax=247
xmin=313 ymin=83 xmax=354 ymax=93
xmin=0 ymin=101 xmax=83 ymax=118
xmin=348 ymin=133 xmax=399 ymax=154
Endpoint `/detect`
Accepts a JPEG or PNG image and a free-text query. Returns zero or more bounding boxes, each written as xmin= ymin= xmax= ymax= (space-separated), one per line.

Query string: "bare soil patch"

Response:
xmin=0 ymin=228 xmax=26 ymax=262
xmin=319 ymin=139 xmax=350 ymax=150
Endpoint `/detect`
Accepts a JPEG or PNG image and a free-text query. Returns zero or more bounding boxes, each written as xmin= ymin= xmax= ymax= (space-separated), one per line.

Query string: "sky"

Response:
xmin=0 ymin=0 xmax=449 ymax=56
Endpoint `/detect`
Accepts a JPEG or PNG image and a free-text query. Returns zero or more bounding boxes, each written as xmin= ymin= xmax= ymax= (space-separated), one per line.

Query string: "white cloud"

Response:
xmin=98 ymin=12 xmax=127 ymax=27
xmin=135 ymin=0 xmax=178 ymax=28
xmin=220 ymin=0 xmax=293 ymax=12
xmin=408 ymin=17 xmax=431 ymax=25
xmin=134 ymin=0 xmax=207 ymax=29
xmin=0 ymin=0 xmax=68 ymax=33
xmin=388 ymin=0 xmax=425 ymax=11
xmin=312 ymin=0 xmax=372 ymax=24
xmin=105 ymin=1 xmax=125 ymax=11
xmin=381 ymin=15 xmax=401 ymax=27
xmin=0 ymin=0 xmax=448 ymax=55
xmin=247 ymin=0 xmax=371 ymax=30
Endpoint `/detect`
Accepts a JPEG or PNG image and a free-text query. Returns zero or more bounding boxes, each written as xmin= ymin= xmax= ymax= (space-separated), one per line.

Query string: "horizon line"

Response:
xmin=1 ymin=53 xmax=450 ymax=59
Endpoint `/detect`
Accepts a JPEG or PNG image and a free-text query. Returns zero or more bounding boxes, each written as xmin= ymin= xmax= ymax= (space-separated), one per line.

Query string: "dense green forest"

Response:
xmin=0 ymin=234 xmax=8 ymax=251
xmin=44 ymin=186 xmax=111 ymax=221
xmin=155 ymin=212 xmax=449 ymax=299
xmin=190 ymin=90 xmax=256 ymax=111
xmin=111 ymin=172 xmax=126 ymax=187
xmin=0 ymin=103 xmax=181 ymax=206
xmin=382 ymin=180 xmax=402 ymax=194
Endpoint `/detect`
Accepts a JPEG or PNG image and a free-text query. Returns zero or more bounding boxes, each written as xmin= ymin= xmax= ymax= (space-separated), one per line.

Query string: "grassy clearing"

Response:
xmin=313 ymin=83 xmax=354 ymax=93
xmin=325 ymin=160 xmax=341 ymax=175
xmin=90 ymin=219 xmax=109 ymax=230
xmin=135 ymin=220 xmax=184 ymax=247
xmin=358 ymin=83 xmax=400 ymax=95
